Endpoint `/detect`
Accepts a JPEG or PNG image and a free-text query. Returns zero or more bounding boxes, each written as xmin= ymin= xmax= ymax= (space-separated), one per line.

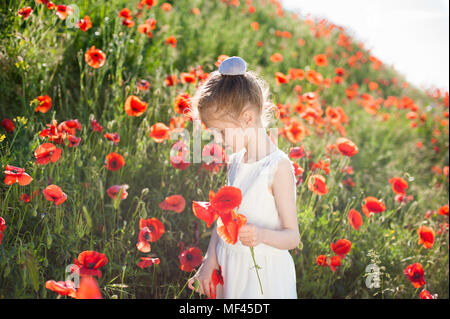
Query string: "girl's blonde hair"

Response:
xmin=189 ymin=69 xmax=276 ymax=129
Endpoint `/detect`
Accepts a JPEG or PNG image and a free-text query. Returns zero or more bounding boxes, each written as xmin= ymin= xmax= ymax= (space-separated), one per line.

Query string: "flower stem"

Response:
xmin=250 ymin=247 xmax=263 ymax=295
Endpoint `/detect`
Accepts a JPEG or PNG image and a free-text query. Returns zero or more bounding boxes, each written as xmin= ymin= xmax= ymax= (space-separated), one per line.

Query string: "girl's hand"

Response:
xmin=187 ymin=255 xmax=219 ymax=298
xmin=238 ymin=224 xmax=264 ymax=247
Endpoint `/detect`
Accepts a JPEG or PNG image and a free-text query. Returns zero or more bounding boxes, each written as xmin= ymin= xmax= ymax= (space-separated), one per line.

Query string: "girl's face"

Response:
xmin=204 ymin=118 xmax=247 ymax=156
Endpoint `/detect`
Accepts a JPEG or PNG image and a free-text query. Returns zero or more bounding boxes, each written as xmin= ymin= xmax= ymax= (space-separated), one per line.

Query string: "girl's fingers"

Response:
xmin=187 ymin=278 xmax=195 ymax=290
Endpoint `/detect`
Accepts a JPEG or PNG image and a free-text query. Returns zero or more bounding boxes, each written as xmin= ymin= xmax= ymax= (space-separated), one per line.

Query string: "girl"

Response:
xmin=187 ymin=56 xmax=300 ymax=299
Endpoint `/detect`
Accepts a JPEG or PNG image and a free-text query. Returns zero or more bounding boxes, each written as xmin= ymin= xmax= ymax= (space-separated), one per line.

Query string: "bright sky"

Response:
xmin=281 ymin=0 xmax=449 ymax=92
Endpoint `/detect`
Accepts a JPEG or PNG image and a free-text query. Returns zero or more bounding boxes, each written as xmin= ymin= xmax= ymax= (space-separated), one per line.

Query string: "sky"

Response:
xmin=281 ymin=0 xmax=449 ymax=92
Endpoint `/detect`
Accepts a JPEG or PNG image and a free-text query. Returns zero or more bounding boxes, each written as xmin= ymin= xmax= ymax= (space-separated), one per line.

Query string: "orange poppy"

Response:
xmin=336 ymin=137 xmax=359 ymax=157
xmin=149 ymin=122 xmax=171 ymax=143
xmin=361 ymin=196 xmax=386 ymax=217
xmin=165 ymin=74 xmax=178 ymax=86
xmin=307 ymin=174 xmax=328 ymax=195
xmin=124 ymin=95 xmax=147 ymax=117
xmin=75 ymin=276 xmax=102 ymax=299
xmin=74 ymin=251 xmax=108 ymax=278
xmin=139 ymin=218 xmax=165 ymax=242
xmin=3 ymin=164 xmax=33 ymax=186
xmin=34 ymin=95 xmax=52 ymax=113
xmin=404 ymin=263 xmax=425 ymax=288
xmin=45 ymin=280 xmax=77 ymax=298
xmin=216 ymin=210 xmax=247 ymax=245
xmin=159 ymin=194 xmax=186 ymax=213
xmin=284 ymin=119 xmax=309 ymax=143
xmin=417 ymin=225 xmax=435 ymax=249
xmin=438 ymin=204 xmax=449 ymax=216
xmin=192 ymin=201 xmax=219 ymax=228
xmin=331 ymin=239 xmax=352 ymax=259
xmin=270 ymin=53 xmax=283 ymax=63
xmin=105 ymin=152 xmax=125 ymax=171
xmin=210 ymin=186 xmax=242 ymax=213
xmin=314 ymin=54 xmax=328 ymax=67
xmin=34 ymin=143 xmax=62 ymax=165
xmin=179 ymin=246 xmax=203 ymax=272
xmin=180 ymin=72 xmax=196 ymax=84
xmin=42 ymin=184 xmax=67 ymax=205
xmin=85 ymin=45 xmax=106 ymax=69
xmin=306 ymin=70 xmax=323 ymax=86
xmin=348 ymin=209 xmax=363 ymax=231
xmin=275 ymin=72 xmax=289 ymax=85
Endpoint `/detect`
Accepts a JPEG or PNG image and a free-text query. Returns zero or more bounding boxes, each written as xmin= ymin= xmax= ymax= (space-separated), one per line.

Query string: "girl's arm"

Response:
xmin=239 ymin=158 xmax=300 ymax=250
xmin=205 ymin=223 xmax=219 ymax=261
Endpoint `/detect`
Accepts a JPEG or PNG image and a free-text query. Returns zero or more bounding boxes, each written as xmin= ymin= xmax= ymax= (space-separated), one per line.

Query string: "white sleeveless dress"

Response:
xmin=215 ymin=147 xmax=298 ymax=299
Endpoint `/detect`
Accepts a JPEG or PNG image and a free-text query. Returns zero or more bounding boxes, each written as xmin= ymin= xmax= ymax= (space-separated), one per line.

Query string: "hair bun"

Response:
xmin=218 ymin=56 xmax=247 ymax=75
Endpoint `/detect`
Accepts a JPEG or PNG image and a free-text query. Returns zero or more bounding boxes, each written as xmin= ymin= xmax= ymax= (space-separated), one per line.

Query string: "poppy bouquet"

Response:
xmin=192 ymin=185 xmax=264 ymax=296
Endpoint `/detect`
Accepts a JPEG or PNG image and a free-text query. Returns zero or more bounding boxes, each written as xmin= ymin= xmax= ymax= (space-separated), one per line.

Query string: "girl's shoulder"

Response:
xmin=266 ymin=149 xmax=296 ymax=185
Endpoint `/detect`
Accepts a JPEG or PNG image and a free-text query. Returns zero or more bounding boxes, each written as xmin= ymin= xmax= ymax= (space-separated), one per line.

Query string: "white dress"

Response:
xmin=215 ymin=146 xmax=298 ymax=299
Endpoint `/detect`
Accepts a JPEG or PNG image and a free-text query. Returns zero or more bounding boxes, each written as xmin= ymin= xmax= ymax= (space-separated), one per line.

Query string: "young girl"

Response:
xmin=187 ymin=56 xmax=300 ymax=299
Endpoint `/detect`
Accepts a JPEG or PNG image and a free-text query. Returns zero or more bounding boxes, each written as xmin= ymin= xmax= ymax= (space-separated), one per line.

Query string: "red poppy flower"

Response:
xmin=45 ymin=280 xmax=77 ymax=298
xmin=361 ymin=196 xmax=386 ymax=217
xmin=284 ymin=120 xmax=309 ymax=143
xmin=316 ymin=255 xmax=328 ymax=266
xmin=307 ymin=174 xmax=328 ymax=196
xmin=180 ymin=72 xmax=196 ymax=84
xmin=136 ymin=227 xmax=152 ymax=253
xmin=118 ymin=8 xmax=133 ymax=19
xmin=388 ymin=177 xmax=408 ymax=195
xmin=216 ymin=210 xmax=247 ymax=245
xmin=78 ymin=15 xmax=92 ymax=31
xmin=107 ymin=184 xmax=129 ymax=200
xmin=270 ymin=53 xmax=283 ymax=63
xmin=417 ymin=225 xmax=435 ymax=249
xmin=314 ymin=54 xmax=328 ymax=67
xmin=139 ymin=218 xmax=165 ymax=242
xmin=159 ymin=194 xmax=186 ymax=213
xmin=85 ymin=45 xmax=106 ymax=69
xmin=3 ymin=164 xmax=33 ymax=186
xmin=105 ymin=152 xmax=125 ymax=171
xmin=209 ymin=265 xmax=224 ymax=299
xmin=0 ymin=217 xmax=6 ymax=246
xmin=33 ymin=95 xmax=52 ymax=113
xmin=124 ymin=95 xmax=148 ymax=117
xmin=1 ymin=118 xmax=15 ymax=132
xmin=169 ymin=140 xmax=191 ymax=170
xmin=336 ymin=137 xmax=359 ymax=157
xmin=149 ymin=122 xmax=171 ymax=143
xmin=18 ymin=7 xmax=33 ymax=19
xmin=137 ymin=79 xmax=150 ymax=91
xmin=75 ymin=276 xmax=102 ymax=299
xmin=42 ymin=184 xmax=67 ymax=205
xmin=55 ymin=4 xmax=74 ymax=20
xmin=91 ymin=119 xmax=103 ymax=132
xmin=104 ymin=132 xmax=120 ymax=145
xmin=34 ymin=143 xmax=62 ymax=165
xmin=74 ymin=251 xmax=108 ymax=278
xmin=210 ymin=186 xmax=242 ymax=213
xmin=438 ymin=204 xmax=449 ymax=216
xmin=330 ymin=239 xmax=352 ymax=259
xmin=137 ymin=257 xmax=160 ymax=269
xmin=165 ymin=36 xmax=177 ymax=48
xmin=420 ymin=289 xmax=434 ymax=299
xmin=165 ymin=74 xmax=178 ymax=86
xmin=179 ymin=246 xmax=203 ymax=272
xmin=289 ymin=146 xmax=305 ymax=159
xmin=192 ymin=201 xmax=219 ymax=228
xmin=404 ymin=263 xmax=425 ymax=288
xmin=329 ymin=255 xmax=341 ymax=272
xmin=348 ymin=209 xmax=363 ymax=231
xmin=20 ymin=193 xmax=31 ymax=203
xmin=174 ymin=93 xmax=192 ymax=115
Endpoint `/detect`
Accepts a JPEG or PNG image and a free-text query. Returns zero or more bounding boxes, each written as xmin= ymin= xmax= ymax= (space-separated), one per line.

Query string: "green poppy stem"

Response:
xmin=250 ymin=246 xmax=263 ymax=295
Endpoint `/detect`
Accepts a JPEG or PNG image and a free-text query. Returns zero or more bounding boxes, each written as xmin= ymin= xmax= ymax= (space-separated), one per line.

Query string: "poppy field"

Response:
xmin=0 ymin=0 xmax=449 ymax=299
